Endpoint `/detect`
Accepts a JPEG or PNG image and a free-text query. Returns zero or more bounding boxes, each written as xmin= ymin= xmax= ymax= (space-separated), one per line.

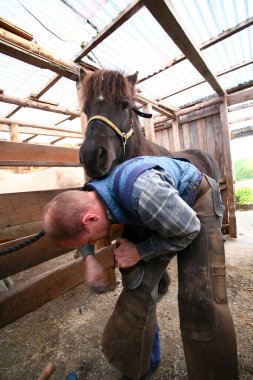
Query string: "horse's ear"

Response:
xmin=127 ymin=71 xmax=138 ymax=86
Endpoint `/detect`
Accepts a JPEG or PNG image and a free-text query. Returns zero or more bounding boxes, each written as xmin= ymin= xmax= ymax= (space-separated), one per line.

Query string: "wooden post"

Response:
xmin=9 ymin=123 xmax=22 ymax=173
xmin=172 ymin=116 xmax=181 ymax=151
xmin=143 ymin=104 xmax=156 ymax=142
xmin=220 ymin=98 xmax=237 ymax=238
xmin=9 ymin=123 xmax=19 ymax=142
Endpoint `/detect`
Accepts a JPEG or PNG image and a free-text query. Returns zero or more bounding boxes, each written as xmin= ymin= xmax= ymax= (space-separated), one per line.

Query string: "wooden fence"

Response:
xmin=0 ymin=141 xmax=119 ymax=328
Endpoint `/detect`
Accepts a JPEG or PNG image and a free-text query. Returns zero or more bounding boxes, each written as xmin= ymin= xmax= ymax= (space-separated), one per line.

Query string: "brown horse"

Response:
xmin=78 ymin=69 xmax=220 ymax=182
xmin=78 ymin=69 xmax=221 ymax=294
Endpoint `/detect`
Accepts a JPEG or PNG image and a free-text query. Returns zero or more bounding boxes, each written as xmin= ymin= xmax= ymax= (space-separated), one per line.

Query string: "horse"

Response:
xmin=78 ymin=69 xmax=221 ymax=294
xmin=78 ymin=69 xmax=220 ymax=181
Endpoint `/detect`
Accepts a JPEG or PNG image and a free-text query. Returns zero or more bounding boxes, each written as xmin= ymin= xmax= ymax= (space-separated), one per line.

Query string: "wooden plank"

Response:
xmin=195 ymin=109 xmax=207 ymax=151
xmin=0 ymin=221 xmax=43 ymax=242
xmin=0 ymin=117 xmax=82 ymax=135
xmin=177 ymin=97 xmax=223 ymax=117
xmin=178 ymin=105 xmax=219 ymax=124
xmin=189 ymin=121 xmax=200 ymax=149
xmin=0 ymin=234 xmax=70 ymax=279
xmin=181 ymin=123 xmax=191 ymax=149
xmin=171 ymin=117 xmax=180 ymax=151
xmin=0 ymin=141 xmax=80 ymax=166
xmin=0 ymin=28 xmax=80 ymax=81
xmin=227 ymin=80 xmax=253 ymax=98
xmin=143 ymin=104 xmax=156 ymax=142
xmin=213 ymin=113 xmax=225 ymax=176
xmin=0 ymin=188 xmax=80 ymax=228
xmin=0 ymin=93 xmax=80 ymax=117
xmin=144 ymin=0 xmax=225 ymax=96
xmin=205 ymin=114 xmax=216 ymax=158
xmin=220 ymin=99 xmax=237 ymax=238
xmin=0 ymin=16 xmax=33 ymax=40
xmin=137 ymin=94 xmax=177 ymax=114
xmin=0 ymin=124 xmax=82 ymax=139
xmin=0 ymin=245 xmax=116 ymax=328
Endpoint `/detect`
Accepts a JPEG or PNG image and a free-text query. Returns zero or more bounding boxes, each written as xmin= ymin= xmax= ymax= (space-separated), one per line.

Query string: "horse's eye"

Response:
xmin=121 ymin=101 xmax=129 ymax=110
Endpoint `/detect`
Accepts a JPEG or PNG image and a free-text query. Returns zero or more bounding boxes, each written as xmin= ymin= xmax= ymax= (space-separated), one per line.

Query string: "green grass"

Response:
xmin=234 ymin=158 xmax=253 ymax=181
xmin=235 ymin=187 xmax=253 ymax=204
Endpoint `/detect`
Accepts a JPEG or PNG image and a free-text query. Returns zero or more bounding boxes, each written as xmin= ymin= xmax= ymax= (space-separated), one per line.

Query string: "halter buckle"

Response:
xmin=121 ymin=133 xmax=127 ymax=155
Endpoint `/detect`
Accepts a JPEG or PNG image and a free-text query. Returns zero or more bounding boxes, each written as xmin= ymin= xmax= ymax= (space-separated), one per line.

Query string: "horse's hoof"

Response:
xmin=92 ymin=283 xmax=110 ymax=293
xmin=121 ymin=265 xmax=144 ymax=290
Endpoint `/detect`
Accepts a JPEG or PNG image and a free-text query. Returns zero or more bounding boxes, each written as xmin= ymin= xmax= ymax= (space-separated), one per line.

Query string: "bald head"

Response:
xmin=43 ymin=190 xmax=94 ymax=243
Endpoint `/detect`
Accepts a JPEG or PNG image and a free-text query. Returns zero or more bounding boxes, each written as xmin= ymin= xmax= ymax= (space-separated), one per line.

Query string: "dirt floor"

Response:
xmin=0 ymin=210 xmax=252 ymax=380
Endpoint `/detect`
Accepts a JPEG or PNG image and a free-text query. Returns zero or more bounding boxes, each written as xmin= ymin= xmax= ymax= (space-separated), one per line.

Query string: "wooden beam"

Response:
xmin=137 ymin=94 xmax=177 ymax=115
xmin=176 ymin=96 xmax=223 ymax=116
xmin=0 ymin=118 xmax=82 ymax=135
xmin=9 ymin=123 xmax=19 ymax=142
xmin=172 ymin=117 xmax=180 ymax=151
xmin=228 ymin=101 xmax=253 ymax=112
xmin=220 ymin=98 xmax=237 ymax=238
xmin=0 ymin=245 xmax=116 ymax=329
xmin=202 ymin=16 xmax=253 ymax=49
xmin=143 ymin=104 xmax=156 ymax=142
xmin=229 ymin=115 xmax=253 ymax=124
xmin=232 ymin=126 xmax=253 ymax=138
xmin=0 ymin=125 xmax=82 ymax=140
xmin=0 ymin=93 xmax=80 ymax=117
xmin=227 ymin=86 xmax=253 ymax=106
xmin=74 ymin=0 xmax=144 ymax=61
xmin=0 ymin=16 xmax=33 ymax=41
xmin=0 ymin=189 xmax=79 ymax=228
xmin=0 ymin=221 xmax=43 ymax=242
xmin=0 ymin=234 xmax=70 ymax=279
xmin=144 ymin=0 xmax=225 ymax=96
xmin=0 ymin=141 xmax=80 ymax=166
xmin=0 ymin=28 xmax=80 ymax=80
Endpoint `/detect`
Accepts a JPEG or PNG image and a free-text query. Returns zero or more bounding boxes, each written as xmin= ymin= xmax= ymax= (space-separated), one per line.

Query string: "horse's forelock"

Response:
xmin=80 ymin=70 xmax=135 ymax=106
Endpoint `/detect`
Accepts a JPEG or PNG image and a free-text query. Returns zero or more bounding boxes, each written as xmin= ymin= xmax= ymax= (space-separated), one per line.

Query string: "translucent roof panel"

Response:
xmin=0 ymin=0 xmax=253 ymax=146
xmin=0 ymin=55 xmax=54 ymax=99
xmin=219 ymin=65 xmax=253 ymax=91
xmin=1 ymin=0 xmax=133 ymax=61
xmin=82 ymin=6 xmax=182 ymax=78
xmin=138 ymin=60 xmax=209 ymax=101
xmin=228 ymin=100 xmax=253 ymax=130
xmin=202 ymin=27 xmax=253 ymax=73
xmin=171 ymin=0 xmax=253 ymax=45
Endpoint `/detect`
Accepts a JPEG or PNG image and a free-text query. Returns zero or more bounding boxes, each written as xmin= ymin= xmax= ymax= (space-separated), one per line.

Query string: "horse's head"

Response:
xmin=78 ymin=69 xmax=138 ymax=178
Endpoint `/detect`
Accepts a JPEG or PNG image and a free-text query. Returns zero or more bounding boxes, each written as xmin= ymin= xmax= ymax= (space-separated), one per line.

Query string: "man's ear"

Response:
xmin=82 ymin=213 xmax=99 ymax=225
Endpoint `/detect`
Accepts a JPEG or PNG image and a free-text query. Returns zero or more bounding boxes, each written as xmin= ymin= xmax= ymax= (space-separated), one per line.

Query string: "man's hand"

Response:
xmin=84 ymin=255 xmax=110 ymax=292
xmin=114 ymin=238 xmax=141 ymax=268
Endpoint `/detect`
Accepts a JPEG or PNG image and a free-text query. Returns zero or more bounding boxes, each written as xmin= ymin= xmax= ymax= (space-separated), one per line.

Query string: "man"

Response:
xmin=43 ymin=156 xmax=238 ymax=380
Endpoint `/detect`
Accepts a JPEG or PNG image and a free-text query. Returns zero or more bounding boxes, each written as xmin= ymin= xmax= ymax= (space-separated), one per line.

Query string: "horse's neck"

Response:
xmin=129 ymin=118 xmax=172 ymax=157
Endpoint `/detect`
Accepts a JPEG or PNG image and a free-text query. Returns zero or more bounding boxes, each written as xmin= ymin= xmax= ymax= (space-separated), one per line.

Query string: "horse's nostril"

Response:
xmin=97 ymin=147 xmax=107 ymax=162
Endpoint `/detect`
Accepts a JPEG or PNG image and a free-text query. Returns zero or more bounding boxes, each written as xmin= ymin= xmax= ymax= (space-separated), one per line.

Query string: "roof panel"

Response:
xmin=86 ymin=6 xmax=182 ymax=78
xmin=0 ymin=0 xmax=252 ymax=146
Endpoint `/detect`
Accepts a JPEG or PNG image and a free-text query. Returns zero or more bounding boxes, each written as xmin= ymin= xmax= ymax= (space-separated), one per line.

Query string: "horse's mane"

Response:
xmin=79 ymin=70 xmax=136 ymax=106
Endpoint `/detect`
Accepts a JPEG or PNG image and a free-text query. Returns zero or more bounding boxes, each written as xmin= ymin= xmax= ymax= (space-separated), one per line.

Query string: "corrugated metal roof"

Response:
xmin=0 ymin=0 xmax=252 ymax=147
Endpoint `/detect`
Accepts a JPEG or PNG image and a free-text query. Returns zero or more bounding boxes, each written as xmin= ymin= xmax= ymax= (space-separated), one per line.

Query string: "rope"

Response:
xmin=0 ymin=230 xmax=45 ymax=256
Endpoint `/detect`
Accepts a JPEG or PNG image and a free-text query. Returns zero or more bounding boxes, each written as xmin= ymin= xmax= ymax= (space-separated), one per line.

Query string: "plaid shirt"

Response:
xmin=130 ymin=168 xmax=201 ymax=261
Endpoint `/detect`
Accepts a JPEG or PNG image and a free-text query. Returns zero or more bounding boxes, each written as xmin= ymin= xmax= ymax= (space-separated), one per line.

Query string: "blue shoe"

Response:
xmin=66 ymin=373 xmax=78 ymax=380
